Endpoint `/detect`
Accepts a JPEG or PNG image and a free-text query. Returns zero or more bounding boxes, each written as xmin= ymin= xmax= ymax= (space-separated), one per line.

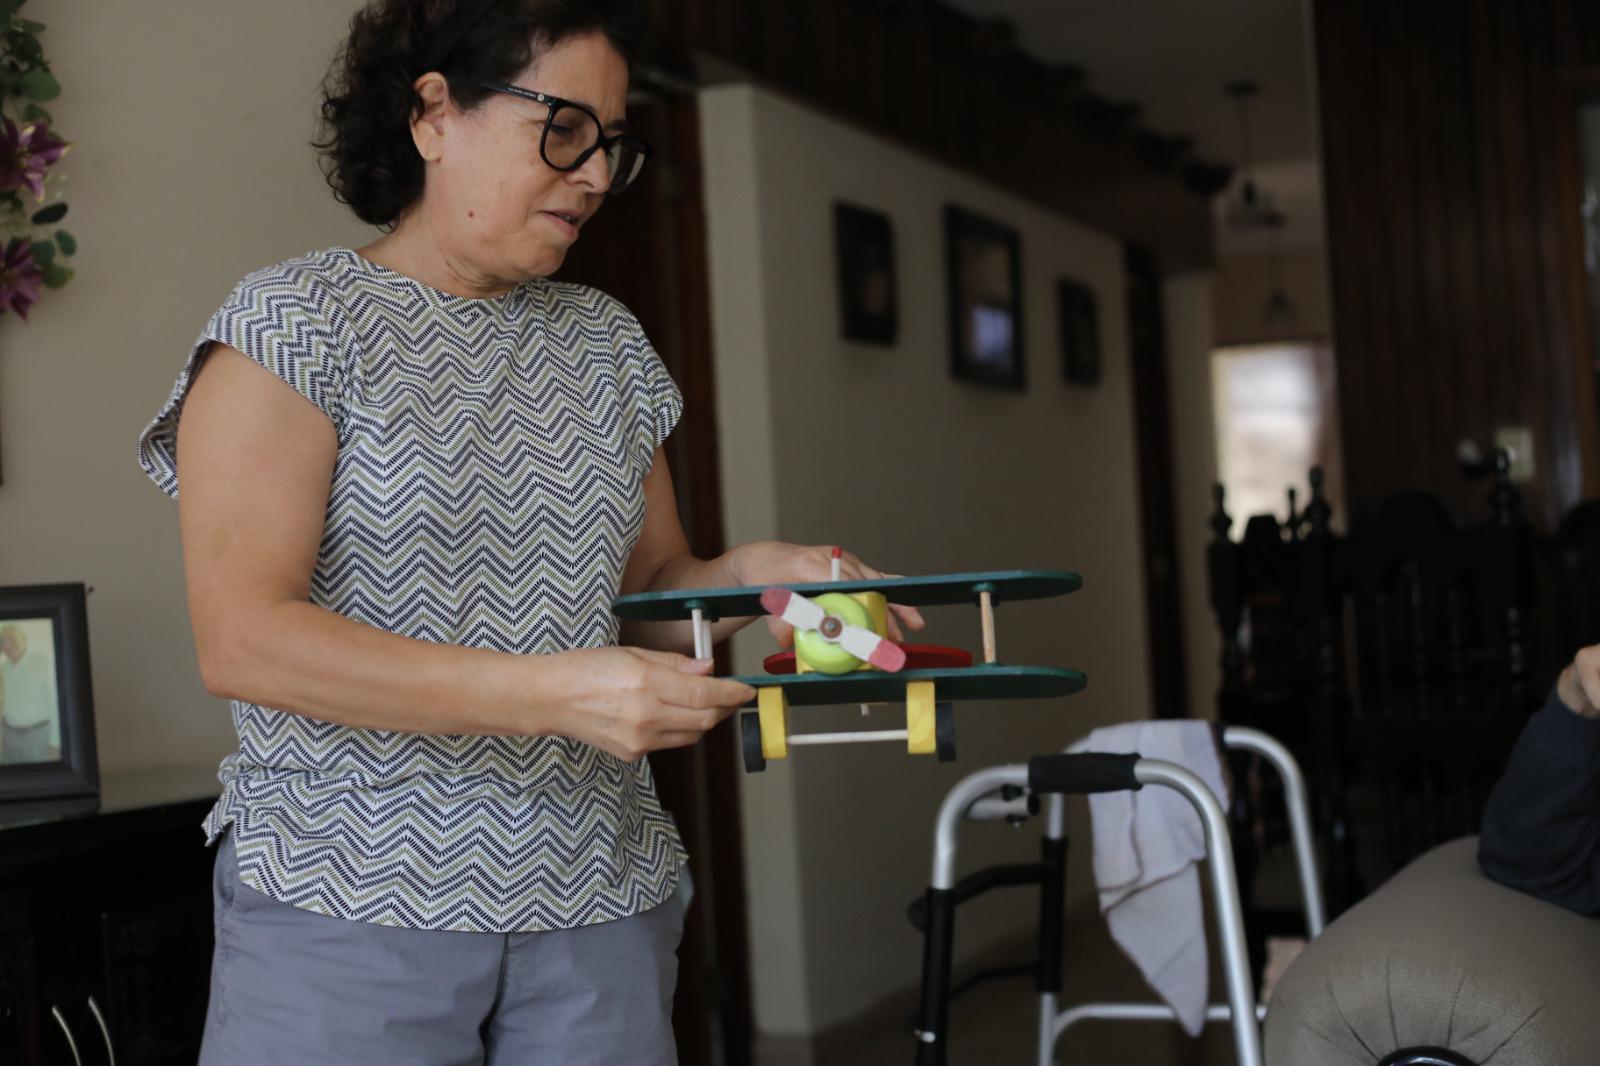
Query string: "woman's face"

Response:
xmin=423 ymin=31 xmax=629 ymax=283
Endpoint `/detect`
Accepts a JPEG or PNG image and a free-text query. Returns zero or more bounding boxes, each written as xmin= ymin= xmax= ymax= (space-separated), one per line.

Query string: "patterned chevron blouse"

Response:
xmin=136 ymin=247 xmax=686 ymax=932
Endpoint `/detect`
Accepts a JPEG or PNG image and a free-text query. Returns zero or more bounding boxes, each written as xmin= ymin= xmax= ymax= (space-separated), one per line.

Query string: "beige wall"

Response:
xmin=701 ymin=85 xmax=1214 ymax=1037
xmin=1212 ymin=247 xmax=1330 ymax=346
xmin=0 ymin=0 xmax=372 ymax=773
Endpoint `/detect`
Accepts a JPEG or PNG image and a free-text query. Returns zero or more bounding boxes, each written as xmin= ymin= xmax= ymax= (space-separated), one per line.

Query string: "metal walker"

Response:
xmin=910 ymin=727 xmax=1326 ymax=1066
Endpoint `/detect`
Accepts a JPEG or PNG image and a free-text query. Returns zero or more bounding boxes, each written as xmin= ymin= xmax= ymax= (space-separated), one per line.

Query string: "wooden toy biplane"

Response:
xmin=611 ymin=558 xmax=1084 ymax=772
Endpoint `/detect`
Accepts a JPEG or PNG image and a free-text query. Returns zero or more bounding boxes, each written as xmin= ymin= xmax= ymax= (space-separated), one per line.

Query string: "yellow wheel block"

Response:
xmin=906 ymin=681 xmax=937 ymax=756
xmin=758 ymin=686 xmax=790 ymax=760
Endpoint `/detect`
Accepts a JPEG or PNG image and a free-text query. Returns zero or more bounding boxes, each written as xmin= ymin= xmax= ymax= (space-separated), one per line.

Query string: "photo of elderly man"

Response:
xmin=0 ymin=622 xmax=60 ymax=764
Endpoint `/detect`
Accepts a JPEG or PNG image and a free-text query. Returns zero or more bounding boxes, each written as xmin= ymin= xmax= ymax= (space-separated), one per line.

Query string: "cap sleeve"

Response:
xmin=136 ymin=264 xmax=353 ymax=499
xmin=613 ymin=302 xmax=683 ymax=476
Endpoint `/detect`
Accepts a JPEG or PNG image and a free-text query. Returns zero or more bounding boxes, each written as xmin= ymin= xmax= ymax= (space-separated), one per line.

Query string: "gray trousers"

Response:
xmin=200 ymin=834 xmax=688 ymax=1065
xmin=1 ymin=720 xmax=53 ymax=763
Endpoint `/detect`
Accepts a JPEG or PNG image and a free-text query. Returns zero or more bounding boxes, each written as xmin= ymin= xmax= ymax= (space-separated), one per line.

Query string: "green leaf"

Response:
xmin=27 ymin=237 xmax=51 ymax=264
xmin=9 ymin=37 xmax=43 ymax=66
xmin=54 ymin=229 xmax=73 ymax=255
xmin=30 ymin=201 xmax=64 ymax=224
xmin=41 ymin=261 xmax=72 ymax=289
xmin=20 ymin=101 xmax=48 ymax=123
xmin=0 ymin=2 xmax=25 ymax=19
xmin=13 ymin=20 xmax=45 ymax=33
xmin=18 ymin=67 xmax=57 ymax=101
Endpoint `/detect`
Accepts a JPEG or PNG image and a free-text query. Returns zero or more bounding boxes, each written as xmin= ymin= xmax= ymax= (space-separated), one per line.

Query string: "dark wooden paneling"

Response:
xmin=650 ymin=0 xmax=1218 ymax=272
xmin=1315 ymin=0 xmax=1600 ymax=529
xmin=1127 ymin=246 xmax=1190 ymax=717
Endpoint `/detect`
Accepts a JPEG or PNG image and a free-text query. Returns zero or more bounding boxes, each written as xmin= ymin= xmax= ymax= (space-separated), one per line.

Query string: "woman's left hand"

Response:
xmin=730 ymin=541 xmax=927 ymax=649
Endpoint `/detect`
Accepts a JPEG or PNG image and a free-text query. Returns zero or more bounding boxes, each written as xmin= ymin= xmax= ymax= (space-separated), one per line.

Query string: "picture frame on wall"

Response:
xmin=834 ymin=202 xmax=898 ymax=345
xmin=944 ymin=205 xmax=1024 ymax=390
xmin=1057 ymin=278 xmax=1101 ymax=387
xmin=0 ymin=583 xmax=98 ymax=803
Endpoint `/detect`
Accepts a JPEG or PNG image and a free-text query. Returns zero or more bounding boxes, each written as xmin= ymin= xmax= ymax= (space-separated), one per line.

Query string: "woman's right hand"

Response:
xmin=538 ymin=646 xmax=756 ymax=762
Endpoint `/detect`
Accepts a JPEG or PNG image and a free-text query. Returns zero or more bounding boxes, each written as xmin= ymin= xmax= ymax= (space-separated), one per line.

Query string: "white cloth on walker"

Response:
xmin=1068 ymin=720 xmax=1229 ymax=1037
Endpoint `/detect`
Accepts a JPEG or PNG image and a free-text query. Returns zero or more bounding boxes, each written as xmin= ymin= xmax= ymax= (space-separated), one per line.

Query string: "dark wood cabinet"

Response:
xmin=0 ymin=772 xmax=219 ymax=1066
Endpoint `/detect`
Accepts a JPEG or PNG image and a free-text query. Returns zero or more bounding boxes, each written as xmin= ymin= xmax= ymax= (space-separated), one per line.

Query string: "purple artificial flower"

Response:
xmin=0 ymin=117 xmax=69 ymax=201
xmin=0 ymin=240 xmax=44 ymax=320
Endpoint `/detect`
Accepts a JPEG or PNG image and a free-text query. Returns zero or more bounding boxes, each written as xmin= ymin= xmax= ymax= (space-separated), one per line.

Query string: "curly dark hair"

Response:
xmin=315 ymin=0 xmax=646 ymax=230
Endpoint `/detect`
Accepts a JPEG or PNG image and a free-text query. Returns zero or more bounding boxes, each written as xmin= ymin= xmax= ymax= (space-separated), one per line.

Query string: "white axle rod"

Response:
xmin=786 ymin=729 xmax=909 ymax=746
xmin=1221 ymin=726 xmax=1327 ymax=937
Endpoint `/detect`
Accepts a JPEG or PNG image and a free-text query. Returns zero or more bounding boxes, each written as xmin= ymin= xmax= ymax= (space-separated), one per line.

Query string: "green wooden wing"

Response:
xmin=611 ymin=569 xmax=1081 ymax=622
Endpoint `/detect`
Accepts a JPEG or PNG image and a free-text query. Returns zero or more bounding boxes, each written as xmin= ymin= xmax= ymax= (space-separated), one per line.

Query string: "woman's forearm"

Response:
xmin=202 ymin=599 xmax=556 ymax=736
xmin=619 ymin=550 xmax=762 ymax=653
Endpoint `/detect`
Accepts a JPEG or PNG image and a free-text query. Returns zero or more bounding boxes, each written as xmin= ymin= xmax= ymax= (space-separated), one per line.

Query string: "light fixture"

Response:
xmin=1262 ymin=213 xmax=1298 ymax=329
xmin=1224 ymin=80 xmax=1287 ymax=231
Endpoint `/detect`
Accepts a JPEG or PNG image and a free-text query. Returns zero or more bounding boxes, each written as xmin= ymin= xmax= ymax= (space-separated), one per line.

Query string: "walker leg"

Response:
xmin=1135 ymin=761 xmax=1264 ymax=1066
xmin=1039 ymin=795 xmax=1067 ymax=1065
xmin=915 ymin=886 xmax=956 ymax=1066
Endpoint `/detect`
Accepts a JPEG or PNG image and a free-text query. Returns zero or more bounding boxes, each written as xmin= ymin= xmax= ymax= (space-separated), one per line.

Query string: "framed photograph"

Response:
xmin=834 ymin=202 xmax=898 ymax=345
xmin=945 ymin=205 xmax=1024 ymax=390
xmin=1057 ymin=278 xmax=1101 ymax=386
xmin=0 ymin=583 xmax=97 ymax=802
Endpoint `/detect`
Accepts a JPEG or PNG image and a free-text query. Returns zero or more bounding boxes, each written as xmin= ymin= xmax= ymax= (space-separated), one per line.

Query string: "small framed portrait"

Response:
xmin=944 ymin=205 xmax=1024 ymax=390
xmin=1057 ymin=278 xmax=1101 ymax=386
xmin=834 ymin=202 xmax=898 ymax=345
xmin=0 ymin=583 xmax=97 ymax=803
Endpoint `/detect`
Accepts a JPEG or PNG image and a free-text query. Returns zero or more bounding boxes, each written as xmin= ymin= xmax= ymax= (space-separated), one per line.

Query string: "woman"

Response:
xmin=135 ymin=1 xmax=922 ymax=1062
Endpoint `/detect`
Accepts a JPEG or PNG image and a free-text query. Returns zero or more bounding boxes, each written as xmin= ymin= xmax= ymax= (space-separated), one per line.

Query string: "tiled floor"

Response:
xmin=763 ymin=915 xmax=1241 ymax=1066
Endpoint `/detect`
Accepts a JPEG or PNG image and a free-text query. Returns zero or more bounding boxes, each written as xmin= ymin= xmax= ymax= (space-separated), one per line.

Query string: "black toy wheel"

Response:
xmin=935 ymin=702 xmax=957 ymax=762
xmin=741 ymin=712 xmax=767 ymax=773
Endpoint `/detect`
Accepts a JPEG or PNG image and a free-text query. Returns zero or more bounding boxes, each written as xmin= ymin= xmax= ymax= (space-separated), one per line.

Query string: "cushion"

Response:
xmin=1263 ymin=837 xmax=1600 ymax=1065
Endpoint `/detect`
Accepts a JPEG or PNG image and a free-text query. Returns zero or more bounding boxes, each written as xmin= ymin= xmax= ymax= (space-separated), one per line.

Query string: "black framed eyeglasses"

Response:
xmin=476 ymin=82 xmax=651 ymax=195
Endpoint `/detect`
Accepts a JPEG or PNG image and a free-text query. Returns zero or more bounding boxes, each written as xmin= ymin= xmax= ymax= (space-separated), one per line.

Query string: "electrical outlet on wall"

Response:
xmin=1494 ymin=427 xmax=1536 ymax=483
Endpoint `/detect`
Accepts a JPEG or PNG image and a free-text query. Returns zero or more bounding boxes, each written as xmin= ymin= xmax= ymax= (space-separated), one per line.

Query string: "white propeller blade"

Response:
xmin=838 ymin=622 xmax=907 ymax=672
xmin=760 ymin=587 xmax=826 ymax=631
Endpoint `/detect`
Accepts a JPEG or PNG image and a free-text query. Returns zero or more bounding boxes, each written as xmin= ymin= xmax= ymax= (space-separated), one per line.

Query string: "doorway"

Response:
xmin=1210 ymin=340 xmax=1344 ymax=527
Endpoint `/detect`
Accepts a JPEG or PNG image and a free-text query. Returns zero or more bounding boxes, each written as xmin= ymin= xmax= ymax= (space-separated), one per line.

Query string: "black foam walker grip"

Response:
xmin=1026 ymin=752 xmax=1143 ymax=795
